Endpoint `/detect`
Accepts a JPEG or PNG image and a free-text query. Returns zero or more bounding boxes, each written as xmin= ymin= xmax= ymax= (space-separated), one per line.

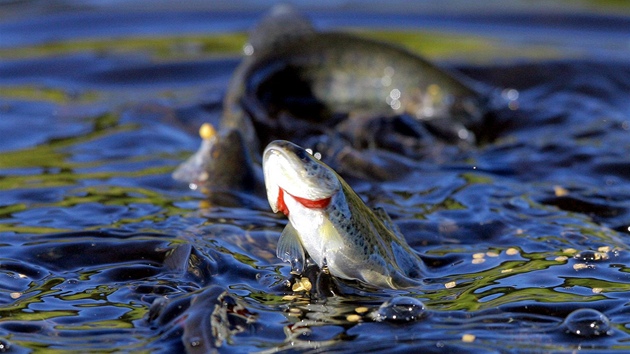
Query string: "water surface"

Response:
xmin=1 ymin=1 xmax=630 ymax=352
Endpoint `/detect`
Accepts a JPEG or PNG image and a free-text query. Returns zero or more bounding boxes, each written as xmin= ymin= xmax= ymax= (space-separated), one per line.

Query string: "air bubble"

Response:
xmin=502 ymin=88 xmax=519 ymax=101
xmin=564 ymin=308 xmax=612 ymax=337
xmin=457 ymin=128 xmax=470 ymax=140
xmin=243 ymin=43 xmax=254 ymax=56
xmin=373 ymin=296 xmax=427 ymax=323
xmin=0 ymin=339 xmax=9 ymax=352
xmin=389 ymin=88 xmax=401 ymax=100
xmin=189 ymin=336 xmax=202 ymax=347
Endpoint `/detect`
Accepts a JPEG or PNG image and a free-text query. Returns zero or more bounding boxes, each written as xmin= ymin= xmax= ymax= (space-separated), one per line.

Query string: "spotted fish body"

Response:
xmin=263 ymin=140 xmax=424 ymax=289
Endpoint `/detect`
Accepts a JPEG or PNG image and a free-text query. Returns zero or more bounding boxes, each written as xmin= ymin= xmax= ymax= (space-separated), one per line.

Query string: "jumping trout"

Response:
xmin=263 ymin=140 xmax=424 ymax=289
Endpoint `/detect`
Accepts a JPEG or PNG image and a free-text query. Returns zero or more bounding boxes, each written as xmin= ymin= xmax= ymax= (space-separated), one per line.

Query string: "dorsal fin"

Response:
xmin=246 ymin=4 xmax=316 ymax=56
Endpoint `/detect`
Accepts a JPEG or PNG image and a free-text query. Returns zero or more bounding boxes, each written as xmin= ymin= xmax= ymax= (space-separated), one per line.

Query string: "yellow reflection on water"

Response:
xmin=0 ymin=29 xmax=565 ymax=65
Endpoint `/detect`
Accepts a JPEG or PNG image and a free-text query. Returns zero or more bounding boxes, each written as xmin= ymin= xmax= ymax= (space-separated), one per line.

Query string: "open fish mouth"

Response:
xmin=263 ymin=140 xmax=339 ymax=215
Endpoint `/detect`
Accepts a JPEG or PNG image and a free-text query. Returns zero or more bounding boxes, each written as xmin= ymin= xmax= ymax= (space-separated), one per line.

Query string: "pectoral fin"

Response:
xmin=276 ymin=222 xmax=305 ymax=273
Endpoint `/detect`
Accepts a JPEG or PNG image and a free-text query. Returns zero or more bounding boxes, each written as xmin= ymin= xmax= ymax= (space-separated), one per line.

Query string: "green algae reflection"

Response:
xmin=0 ymin=29 xmax=562 ymax=65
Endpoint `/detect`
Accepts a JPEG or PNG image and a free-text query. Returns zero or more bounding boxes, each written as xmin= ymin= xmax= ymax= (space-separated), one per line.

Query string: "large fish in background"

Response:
xmin=223 ymin=4 xmax=488 ymax=149
xmin=174 ymin=4 xmax=489 ymax=193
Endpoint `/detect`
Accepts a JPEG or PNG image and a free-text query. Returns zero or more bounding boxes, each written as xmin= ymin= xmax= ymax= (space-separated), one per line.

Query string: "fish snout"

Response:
xmin=263 ymin=140 xmax=339 ymax=214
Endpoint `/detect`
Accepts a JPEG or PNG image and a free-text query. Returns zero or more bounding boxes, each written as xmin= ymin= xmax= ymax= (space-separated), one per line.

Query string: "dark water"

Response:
xmin=1 ymin=2 xmax=630 ymax=353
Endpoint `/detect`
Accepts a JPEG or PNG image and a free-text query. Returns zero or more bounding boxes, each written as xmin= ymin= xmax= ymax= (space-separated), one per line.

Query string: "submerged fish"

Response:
xmin=223 ymin=4 xmax=487 ymax=154
xmin=172 ymin=123 xmax=265 ymax=205
xmin=263 ymin=140 xmax=424 ymax=289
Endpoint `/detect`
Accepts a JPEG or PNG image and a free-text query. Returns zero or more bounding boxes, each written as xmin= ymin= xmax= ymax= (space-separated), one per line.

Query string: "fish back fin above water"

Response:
xmin=391 ymin=242 xmax=423 ymax=281
xmin=373 ymin=207 xmax=405 ymax=242
xmin=277 ymin=222 xmax=306 ymax=273
xmin=373 ymin=207 xmax=424 ymax=282
xmin=172 ymin=138 xmax=213 ymax=185
xmin=247 ymin=4 xmax=316 ymax=55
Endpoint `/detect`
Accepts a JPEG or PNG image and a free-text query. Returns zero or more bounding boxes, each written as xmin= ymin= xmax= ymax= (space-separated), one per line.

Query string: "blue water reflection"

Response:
xmin=1 ymin=1 xmax=630 ymax=352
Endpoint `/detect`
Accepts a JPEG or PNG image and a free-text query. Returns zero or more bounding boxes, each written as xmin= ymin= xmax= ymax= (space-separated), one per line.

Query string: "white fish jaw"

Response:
xmin=263 ymin=140 xmax=339 ymax=214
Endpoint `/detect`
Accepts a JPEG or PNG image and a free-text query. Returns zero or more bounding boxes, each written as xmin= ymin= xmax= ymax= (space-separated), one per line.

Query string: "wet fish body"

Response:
xmin=230 ymin=33 xmax=482 ymax=121
xmin=263 ymin=140 xmax=424 ymax=289
xmin=223 ymin=5 xmax=486 ymax=150
xmin=174 ymin=5 xmax=487 ymax=199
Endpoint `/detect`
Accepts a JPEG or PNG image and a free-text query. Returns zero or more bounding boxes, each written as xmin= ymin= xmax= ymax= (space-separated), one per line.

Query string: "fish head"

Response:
xmin=263 ymin=140 xmax=339 ymax=215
